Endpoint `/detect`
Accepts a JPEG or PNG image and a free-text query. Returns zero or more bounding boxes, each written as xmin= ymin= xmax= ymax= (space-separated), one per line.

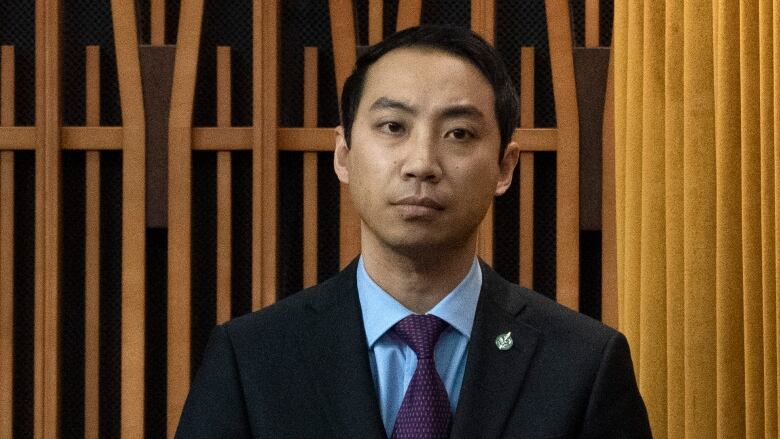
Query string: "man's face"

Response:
xmin=334 ymin=47 xmax=518 ymax=256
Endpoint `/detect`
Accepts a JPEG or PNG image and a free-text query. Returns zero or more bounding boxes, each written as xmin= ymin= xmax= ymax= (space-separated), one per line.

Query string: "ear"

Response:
xmin=494 ymin=141 xmax=519 ymax=196
xmin=333 ymin=126 xmax=350 ymax=184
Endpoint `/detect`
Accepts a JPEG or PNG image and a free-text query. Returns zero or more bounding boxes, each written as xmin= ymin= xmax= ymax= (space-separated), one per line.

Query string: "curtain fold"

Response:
xmin=615 ymin=0 xmax=780 ymax=436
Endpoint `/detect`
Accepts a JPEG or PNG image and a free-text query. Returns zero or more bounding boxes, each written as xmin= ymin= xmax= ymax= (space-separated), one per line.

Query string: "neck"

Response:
xmin=360 ymin=229 xmax=477 ymax=314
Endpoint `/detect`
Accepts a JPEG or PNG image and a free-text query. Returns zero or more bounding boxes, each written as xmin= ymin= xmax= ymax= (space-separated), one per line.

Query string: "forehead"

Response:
xmin=359 ymin=47 xmax=495 ymax=114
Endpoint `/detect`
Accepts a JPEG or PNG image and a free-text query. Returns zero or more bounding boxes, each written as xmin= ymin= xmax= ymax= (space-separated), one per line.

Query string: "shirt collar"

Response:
xmin=357 ymin=256 xmax=482 ymax=348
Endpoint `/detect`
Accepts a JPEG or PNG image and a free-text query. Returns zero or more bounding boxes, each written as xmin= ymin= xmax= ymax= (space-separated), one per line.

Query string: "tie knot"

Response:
xmin=392 ymin=314 xmax=449 ymax=359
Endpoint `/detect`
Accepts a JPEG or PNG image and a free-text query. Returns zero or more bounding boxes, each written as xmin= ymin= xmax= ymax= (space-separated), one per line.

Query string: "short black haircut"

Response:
xmin=340 ymin=25 xmax=519 ymax=158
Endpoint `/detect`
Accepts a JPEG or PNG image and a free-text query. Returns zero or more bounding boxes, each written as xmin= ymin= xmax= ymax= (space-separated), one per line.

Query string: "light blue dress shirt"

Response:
xmin=356 ymin=256 xmax=482 ymax=436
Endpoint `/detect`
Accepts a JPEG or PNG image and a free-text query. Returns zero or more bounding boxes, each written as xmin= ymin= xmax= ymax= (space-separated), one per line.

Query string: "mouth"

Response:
xmin=393 ymin=196 xmax=445 ymax=210
xmin=392 ymin=196 xmax=445 ymax=219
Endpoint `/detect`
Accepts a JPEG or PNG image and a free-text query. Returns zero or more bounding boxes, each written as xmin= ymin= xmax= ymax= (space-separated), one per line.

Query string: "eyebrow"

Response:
xmin=440 ymin=105 xmax=485 ymax=120
xmin=369 ymin=97 xmax=418 ymax=114
xmin=368 ymin=97 xmax=485 ymax=120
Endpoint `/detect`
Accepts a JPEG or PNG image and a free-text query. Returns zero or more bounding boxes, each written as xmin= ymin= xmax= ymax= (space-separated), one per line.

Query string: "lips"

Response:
xmin=393 ymin=196 xmax=445 ymax=210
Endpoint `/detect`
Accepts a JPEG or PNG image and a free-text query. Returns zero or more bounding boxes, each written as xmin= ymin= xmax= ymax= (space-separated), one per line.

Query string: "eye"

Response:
xmin=446 ymin=128 xmax=473 ymax=140
xmin=377 ymin=121 xmax=405 ymax=135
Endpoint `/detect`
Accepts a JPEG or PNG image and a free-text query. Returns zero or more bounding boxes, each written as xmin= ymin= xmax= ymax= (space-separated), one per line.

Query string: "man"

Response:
xmin=176 ymin=25 xmax=651 ymax=438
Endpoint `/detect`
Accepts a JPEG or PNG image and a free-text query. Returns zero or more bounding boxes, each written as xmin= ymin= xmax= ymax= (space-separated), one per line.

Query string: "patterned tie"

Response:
xmin=391 ymin=314 xmax=452 ymax=439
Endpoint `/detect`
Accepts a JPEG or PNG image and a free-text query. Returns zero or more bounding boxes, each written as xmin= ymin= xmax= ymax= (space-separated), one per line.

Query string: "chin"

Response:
xmin=381 ymin=229 xmax=476 ymax=255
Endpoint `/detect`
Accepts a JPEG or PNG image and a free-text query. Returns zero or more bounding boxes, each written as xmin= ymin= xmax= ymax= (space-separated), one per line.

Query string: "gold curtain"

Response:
xmin=614 ymin=0 xmax=780 ymax=437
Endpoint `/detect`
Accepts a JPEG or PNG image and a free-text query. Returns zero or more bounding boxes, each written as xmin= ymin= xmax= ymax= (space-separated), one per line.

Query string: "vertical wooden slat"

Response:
xmin=1 ymin=46 xmax=13 ymax=126
xmin=111 ymin=0 xmax=147 ymax=437
xmin=473 ymin=0 xmax=495 ymax=264
xmin=167 ymin=0 xmax=204 ymax=434
xmin=519 ymin=47 xmax=535 ymax=289
xmin=216 ymin=46 xmax=232 ymax=324
xmin=329 ymin=0 xmax=362 ymax=268
xmin=303 ymin=47 xmax=318 ymax=288
xmin=151 ymin=0 xmax=165 ymax=45
xmin=585 ymin=0 xmax=600 ymax=48
xmin=369 ymin=0 xmax=383 ymax=45
xmin=601 ymin=52 xmax=617 ymax=328
xmin=0 ymin=153 xmax=13 ymax=439
xmin=254 ymin=0 xmax=279 ymax=308
xmin=34 ymin=0 xmax=62 ymax=435
xmin=471 ymin=0 xmax=495 ymax=44
xmin=0 ymin=44 xmax=15 ymax=439
xmin=546 ymin=0 xmax=580 ymax=310
xmin=396 ymin=0 xmax=422 ymax=32
xmin=84 ymin=45 xmax=101 ymax=439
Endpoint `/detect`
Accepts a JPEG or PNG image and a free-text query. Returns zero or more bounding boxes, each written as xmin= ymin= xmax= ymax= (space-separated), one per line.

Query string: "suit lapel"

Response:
xmin=303 ymin=260 xmax=387 ymax=439
xmin=450 ymin=264 xmax=540 ymax=439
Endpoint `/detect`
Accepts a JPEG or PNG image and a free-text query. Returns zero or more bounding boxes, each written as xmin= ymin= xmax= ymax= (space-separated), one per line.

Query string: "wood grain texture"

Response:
xmin=0 ymin=127 xmax=35 ymax=149
xmin=471 ymin=0 xmax=495 ymax=44
xmin=1 ymin=46 xmax=13 ymax=127
xmin=167 ymin=0 xmax=204 ymax=433
xmin=601 ymin=52 xmax=617 ymax=329
xmin=84 ymin=152 xmax=101 ymax=439
xmin=217 ymin=46 xmax=232 ymax=324
xmin=254 ymin=0 xmax=279 ymax=308
xmin=151 ymin=0 xmax=165 ymax=45
xmin=34 ymin=0 xmax=62 ymax=435
xmin=519 ymin=47 xmax=535 ymax=289
xmin=519 ymin=154 xmax=534 ymax=289
xmin=84 ymin=45 xmax=101 ymax=439
xmin=586 ymin=0 xmax=600 ymax=48
xmin=0 ymin=153 xmax=14 ymax=439
xmin=61 ymin=126 xmax=123 ymax=150
xmin=328 ymin=0 xmax=362 ymax=267
xmin=0 ymin=44 xmax=13 ymax=439
xmin=396 ymin=0 xmax=422 ymax=31
xmin=474 ymin=0 xmax=496 ymax=263
xmin=546 ymin=0 xmax=580 ymax=310
xmin=111 ymin=0 xmax=148 ymax=437
xmin=217 ymin=152 xmax=232 ymax=323
xmin=369 ymin=0 xmax=383 ymax=45
xmin=303 ymin=47 xmax=318 ymax=288
xmin=86 ymin=46 xmax=100 ymax=127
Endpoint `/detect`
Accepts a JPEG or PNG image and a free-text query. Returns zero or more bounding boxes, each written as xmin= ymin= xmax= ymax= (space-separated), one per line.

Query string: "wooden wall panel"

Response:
xmin=216 ymin=46 xmax=232 ymax=324
xmin=84 ymin=45 xmax=101 ymax=439
xmin=253 ymin=0 xmax=279 ymax=308
xmin=369 ymin=0 xmax=384 ymax=44
xmin=0 ymin=44 xmax=15 ymax=439
xmin=0 ymin=151 xmax=13 ymax=439
xmin=111 ymin=0 xmax=148 ymax=437
xmin=34 ymin=0 xmax=62 ymax=436
xmin=329 ymin=0 xmax=362 ymax=268
xmin=586 ymin=0 xmax=600 ymax=48
xmin=151 ymin=0 xmax=166 ymax=46
xmin=519 ymin=47 xmax=535 ymax=289
xmin=303 ymin=47 xmax=319 ymax=288
xmin=473 ymin=0 xmax=496 ymax=265
xmin=396 ymin=0 xmax=422 ymax=31
xmin=602 ymin=52 xmax=618 ymax=328
xmin=546 ymin=0 xmax=581 ymax=310
xmin=167 ymin=0 xmax=204 ymax=434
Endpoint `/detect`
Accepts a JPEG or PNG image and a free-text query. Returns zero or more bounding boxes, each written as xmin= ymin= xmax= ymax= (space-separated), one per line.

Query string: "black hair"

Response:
xmin=340 ymin=25 xmax=519 ymax=158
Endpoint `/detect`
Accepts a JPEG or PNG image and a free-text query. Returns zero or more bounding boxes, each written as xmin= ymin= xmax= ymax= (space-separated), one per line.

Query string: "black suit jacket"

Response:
xmin=176 ymin=260 xmax=652 ymax=438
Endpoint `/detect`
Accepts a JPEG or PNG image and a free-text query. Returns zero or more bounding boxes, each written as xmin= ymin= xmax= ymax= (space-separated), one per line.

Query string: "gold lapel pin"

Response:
xmin=495 ymin=331 xmax=513 ymax=351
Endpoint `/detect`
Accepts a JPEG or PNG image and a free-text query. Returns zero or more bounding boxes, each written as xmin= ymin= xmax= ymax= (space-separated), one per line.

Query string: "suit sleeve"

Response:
xmin=578 ymin=331 xmax=653 ymax=439
xmin=175 ymin=325 xmax=252 ymax=439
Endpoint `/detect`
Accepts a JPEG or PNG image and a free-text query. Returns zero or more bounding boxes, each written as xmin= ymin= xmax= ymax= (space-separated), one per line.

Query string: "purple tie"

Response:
xmin=391 ymin=314 xmax=452 ymax=439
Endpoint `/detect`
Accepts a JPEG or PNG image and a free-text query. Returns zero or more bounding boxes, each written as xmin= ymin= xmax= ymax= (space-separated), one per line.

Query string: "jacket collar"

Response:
xmin=303 ymin=259 xmax=388 ymax=439
xmin=303 ymin=259 xmax=540 ymax=439
xmin=449 ymin=261 xmax=540 ymax=439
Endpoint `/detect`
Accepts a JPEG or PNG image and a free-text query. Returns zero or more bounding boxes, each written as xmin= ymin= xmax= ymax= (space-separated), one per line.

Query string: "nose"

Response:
xmin=400 ymin=135 xmax=442 ymax=183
